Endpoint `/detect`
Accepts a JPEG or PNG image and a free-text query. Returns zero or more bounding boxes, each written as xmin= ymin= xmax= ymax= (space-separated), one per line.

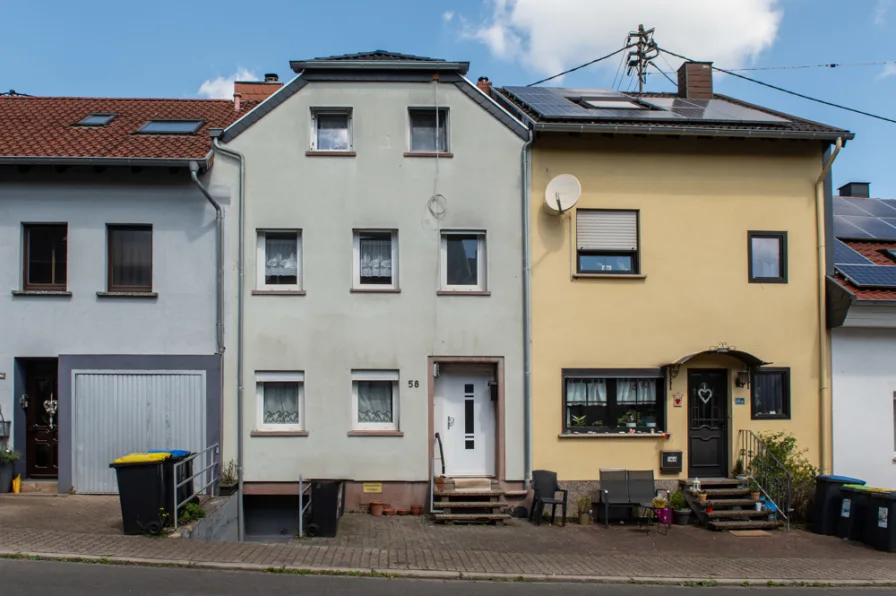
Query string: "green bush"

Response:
xmin=0 ymin=449 xmax=21 ymax=464
xmin=670 ymin=490 xmax=686 ymax=510
xmin=178 ymin=502 xmax=206 ymax=525
xmin=752 ymin=432 xmax=818 ymax=523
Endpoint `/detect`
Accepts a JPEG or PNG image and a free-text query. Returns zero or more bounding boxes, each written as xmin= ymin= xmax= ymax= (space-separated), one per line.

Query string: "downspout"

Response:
xmin=521 ymin=130 xmax=534 ymax=489
xmin=189 ymin=162 xmax=225 ymax=354
xmin=815 ymin=137 xmax=842 ymax=474
xmin=212 ymin=136 xmax=246 ymax=541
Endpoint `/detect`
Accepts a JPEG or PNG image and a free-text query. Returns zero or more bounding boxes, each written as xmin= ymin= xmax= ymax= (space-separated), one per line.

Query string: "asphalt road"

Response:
xmin=2 ymin=559 xmax=893 ymax=595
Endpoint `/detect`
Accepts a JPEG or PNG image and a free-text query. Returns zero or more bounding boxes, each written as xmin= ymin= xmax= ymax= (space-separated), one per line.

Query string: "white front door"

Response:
xmin=434 ymin=366 xmax=495 ymax=477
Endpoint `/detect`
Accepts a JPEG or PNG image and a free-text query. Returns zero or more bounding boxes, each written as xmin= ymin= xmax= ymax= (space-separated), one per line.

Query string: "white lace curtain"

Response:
xmin=263 ymin=382 xmax=299 ymax=425
xmin=566 ymin=379 xmax=607 ymax=405
xmin=360 ymin=237 xmax=392 ymax=279
xmin=265 ymin=236 xmax=297 ymax=277
xmin=357 ymin=381 xmax=393 ymax=423
xmin=617 ymin=379 xmax=656 ymax=404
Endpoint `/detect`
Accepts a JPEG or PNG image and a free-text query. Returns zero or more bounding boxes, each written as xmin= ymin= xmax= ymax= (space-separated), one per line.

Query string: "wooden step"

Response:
xmin=680 ymin=478 xmax=745 ymax=487
xmin=706 ymin=509 xmax=769 ymax=519
xmin=434 ymin=490 xmax=504 ymax=498
xmin=433 ymin=501 xmax=505 ymax=509
xmin=698 ymin=499 xmax=758 ymax=508
xmin=701 ymin=488 xmax=751 ymax=497
xmin=707 ymin=519 xmax=783 ymax=531
xmin=434 ymin=513 xmax=510 ymax=524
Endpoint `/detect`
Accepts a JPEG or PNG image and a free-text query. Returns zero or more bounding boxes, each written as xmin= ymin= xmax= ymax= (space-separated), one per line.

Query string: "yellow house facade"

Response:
xmin=496 ymin=63 xmax=853 ymax=492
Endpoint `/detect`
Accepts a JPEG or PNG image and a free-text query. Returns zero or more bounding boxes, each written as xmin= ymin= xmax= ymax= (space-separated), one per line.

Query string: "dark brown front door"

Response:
xmin=24 ymin=361 xmax=59 ymax=478
xmin=687 ymin=369 xmax=728 ymax=478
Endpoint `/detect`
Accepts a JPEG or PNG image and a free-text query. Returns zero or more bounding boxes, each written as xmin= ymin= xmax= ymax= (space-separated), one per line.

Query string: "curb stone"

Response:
xmin=2 ymin=550 xmax=896 ymax=587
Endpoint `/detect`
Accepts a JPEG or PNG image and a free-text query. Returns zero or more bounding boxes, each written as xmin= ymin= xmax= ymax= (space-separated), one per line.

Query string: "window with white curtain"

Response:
xmin=255 ymin=372 xmax=304 ymax=431
xmin=352 ymin=370 xmax=399 ymax=430
xmin=353 ymin=230 xmax=398 ymax=289
xmin=440 ymin=231 xmax=486 ymax=291
xmin=311 ymin=109 xmax=352 ymax=151
xmin=563 ymin=372 xmax=662 ymax=433
xmin=256 ymin=231 xmax=301 ymax=290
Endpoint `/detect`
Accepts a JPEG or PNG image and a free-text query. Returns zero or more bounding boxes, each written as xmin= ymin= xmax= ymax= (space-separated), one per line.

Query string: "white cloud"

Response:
xmin=443 ymin=10 xmax=455 ymax=22
xmin=197 ymin=68 xmax=258 ymax=99
xmin=878 ymin=63 xmax=896 ymax=79
xmin=464 ymin=0 xmax=782 ymax=77
xmin=876 ymin=0 xmax=892 ymax=25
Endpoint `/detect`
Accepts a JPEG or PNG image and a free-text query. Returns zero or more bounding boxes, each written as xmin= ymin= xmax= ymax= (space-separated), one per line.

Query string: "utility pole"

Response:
xmin=626 ymin=24 xmax=659 ymax=92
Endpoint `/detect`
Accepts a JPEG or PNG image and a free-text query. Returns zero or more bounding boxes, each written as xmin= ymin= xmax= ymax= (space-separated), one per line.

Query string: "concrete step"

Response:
xmin=433 ymin=490 xmax=505 ymax=498
xmin=680 ymin=478 xmax=745 ymax=488
xmin=20 ymin=480 xmax=58 ymax=494
xmin=433 ymin=513 xmax=510 ymax=524
xmin=698 ymin=499 xmax=758 ymax=508
xmin=701 ymin=488 xmax=751 ymax=497
xmin=706 ymin=509 xmax=769 ymax=519
xmin=707 ymin=519 xmax=783 ymax=531
xmin=433 ymin=501 xmax=506 ymax=509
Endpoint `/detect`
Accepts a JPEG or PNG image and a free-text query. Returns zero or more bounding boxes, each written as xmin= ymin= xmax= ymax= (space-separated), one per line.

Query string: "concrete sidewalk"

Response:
xmin=1 ymin=511 xmax=895 ymax=585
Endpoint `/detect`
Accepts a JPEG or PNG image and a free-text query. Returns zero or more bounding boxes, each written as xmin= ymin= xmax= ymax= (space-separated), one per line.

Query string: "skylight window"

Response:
xmin=137 ymin=119 xmax=204 ymax=135
xmin=882 ymin=249 xmax=896 ymax=264
xmin=583 ymin=99 xmax=643 ymax=110
xmin=76 ymin=113 xmax=116 ymax=126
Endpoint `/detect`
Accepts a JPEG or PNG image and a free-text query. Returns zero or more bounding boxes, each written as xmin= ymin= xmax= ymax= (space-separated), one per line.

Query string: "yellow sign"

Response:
xmin=362 ymin=482 xmax=383 ymax=494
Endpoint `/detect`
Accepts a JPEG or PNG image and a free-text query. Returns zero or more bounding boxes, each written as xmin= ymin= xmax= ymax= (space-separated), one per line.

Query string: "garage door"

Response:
xmin=72 ymin=371 xmax=206 ymax=494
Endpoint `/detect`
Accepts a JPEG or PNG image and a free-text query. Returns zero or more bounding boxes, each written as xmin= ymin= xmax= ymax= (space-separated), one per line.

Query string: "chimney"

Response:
xmin=477 ymin=76 xmax=493 ymax=97
xmin=838 ymin=182 xmax=871 ymax=198
xmin=233 ymin=92 xmax=242 ymax=112
xmin=677 ymin=61 xmax=713 ymax=99
xmin=264 ymin=73 xmax=279 ymax=83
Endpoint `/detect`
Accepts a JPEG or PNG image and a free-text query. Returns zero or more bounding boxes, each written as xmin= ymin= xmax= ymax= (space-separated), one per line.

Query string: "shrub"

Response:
xmin=0 ymin=449 xmax=21 ymax=464
xmin=753 ymin=432 xmax=818 ymax=523
xmin=670 ymin=490 xmax=686 ymax=510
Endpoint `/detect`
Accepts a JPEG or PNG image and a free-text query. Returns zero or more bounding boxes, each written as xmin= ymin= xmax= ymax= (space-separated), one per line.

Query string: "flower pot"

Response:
xmin=397 ymin=508 xmax=410 ymax=516
xmin=0 ymin=462 xmax=12 ymax=494
xmin=410 ymin=504 xmax=423 ymax=516
xmin=434 ymin=477 xmax=445 ymax=492
xmin=697 ymin=493 xmax=707 ymax=502
xmin=625 ymin=423 xmax=636 ymax=428
xmin=655 ymin=507 xmax=671 ymax=525
xmin=751 ymin=491 xmax=761 ymax=501
xmin=578 ymin=513 xmax=589 ymax=525
xmin=369 ymin=500 xmax=385 ymax=517
xmin=383 ymin=507 xmax=396 ymax=516
xmin=674 ymin=509 xmax=691 ymax=525
xmin=644 ymin=417 xmax=657 ymax=428
xmin=219 ymin=484 xmax=238 ymax=497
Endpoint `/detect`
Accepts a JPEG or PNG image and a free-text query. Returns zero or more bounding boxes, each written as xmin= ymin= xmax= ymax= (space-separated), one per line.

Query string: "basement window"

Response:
xmin=137 ymin=119 xmax=204 ymax=135
xmin=76 ymin=113 xmax=116 ymax=126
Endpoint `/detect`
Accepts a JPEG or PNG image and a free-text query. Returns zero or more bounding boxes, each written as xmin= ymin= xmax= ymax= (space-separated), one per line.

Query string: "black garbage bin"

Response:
xmin=110 ymin=456 xmax=169 ymax=535
xmin=149 ymin=450 xmax=195 ymax=516
xmin=305 ymin=480 xmax=345 ymax=537
xmin=837 ymin=485 xmax=870 ymax=542
xmin=865 ymin=491 xmax=896 ymax=552
xmin=812 ymin=475 xmax=865 ymax=535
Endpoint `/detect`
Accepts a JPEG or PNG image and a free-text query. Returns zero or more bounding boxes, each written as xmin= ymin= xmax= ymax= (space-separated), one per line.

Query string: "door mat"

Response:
xmin=729 ymin=529 xmax=771 ymax=537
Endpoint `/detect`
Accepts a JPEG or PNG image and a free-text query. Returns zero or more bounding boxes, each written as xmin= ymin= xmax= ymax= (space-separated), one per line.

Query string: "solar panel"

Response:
xmin=834 ymin=215 xmax=873 ymax=239
xmin=833 ymin=240 xmax=873 ymax=265
xmin=841 ymin=198 xmax=896 ymax=217
xmin=833 ymin=197 xmax=873 ymax=216
xmin=840 ymin=216 xmax=896 ymax=240
xmin=836 ymin=264 xmax=896 ymax=288
xmin=641 ymin=97 xmax=788 ymax=124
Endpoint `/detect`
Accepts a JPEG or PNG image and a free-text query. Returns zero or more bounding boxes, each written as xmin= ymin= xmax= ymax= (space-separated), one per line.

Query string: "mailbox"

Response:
xmin=660 ymin=450 xmax=682 ymax=474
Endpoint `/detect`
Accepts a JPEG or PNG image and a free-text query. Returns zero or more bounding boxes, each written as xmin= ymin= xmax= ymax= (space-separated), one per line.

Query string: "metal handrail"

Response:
xmin=297 ymin=475 xmax=312 ymax=538
xmin=737 ymin=430 xmax=792 ymax=531
xmin=172 ymin=443 xmax=220 ymax=530
xmin=430 ymin=433 xmax=446 ymax=514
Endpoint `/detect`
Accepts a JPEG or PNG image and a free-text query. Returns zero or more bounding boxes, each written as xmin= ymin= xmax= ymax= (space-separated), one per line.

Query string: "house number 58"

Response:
xmin=408 ymin=380 xmax=420 ymax=388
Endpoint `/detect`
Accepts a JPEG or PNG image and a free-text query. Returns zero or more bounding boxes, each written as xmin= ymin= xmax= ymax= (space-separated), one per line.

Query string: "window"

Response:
xmin=752 ymin=368 xmax=790 ymax=419
xmin=256 ymin=231 xmax=301 ymax=290
xmin=562 ymin=371 xmax=664 ymax=434
xmin=311 ymin=109 xmax=352 ymax=151
xmin=256 ymin=372 xmax=304 ymax=431
xmin=76 ymin=113 xmax=116 ymax=126
xmin=748 ymin=231 xmax=787 ymax=283
xmin=583 ymin=99 xmax=642 ymax=109
xmin=137 ymin=119 xmax=204 ymax=134
xmin=107 ymin=225 xmax=152 ymax=292
xmin=352 ymin=370 xmax=399 ymax=430
xmin=441 ymin=232 xmax=486 ymax=291
xmin=353 ymin=230 xmax=398 ymax=289
xmin=23 ymin=224 xmax=67 ymax=291
xmin=409 ymin=108 xmax=448 ymax=153
xmin=576 ymin=210 xmax=639 ymax=274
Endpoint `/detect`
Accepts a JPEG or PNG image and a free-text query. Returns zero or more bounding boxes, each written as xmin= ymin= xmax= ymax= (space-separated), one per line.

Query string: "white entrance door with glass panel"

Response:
xmin=434 ymin=366 xmax=495 ymax=477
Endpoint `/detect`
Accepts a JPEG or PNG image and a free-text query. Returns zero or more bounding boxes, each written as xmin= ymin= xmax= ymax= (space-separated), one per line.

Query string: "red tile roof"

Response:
xmin=0 ymin=96 xmax=255 ymax=161
xmin=832 ymin=240 xmax=896 ymax=301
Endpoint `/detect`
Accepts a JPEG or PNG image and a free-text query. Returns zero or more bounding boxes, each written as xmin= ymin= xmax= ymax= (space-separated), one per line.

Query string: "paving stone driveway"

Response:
xmin=1 ymin=495 xmax=895 ymax=582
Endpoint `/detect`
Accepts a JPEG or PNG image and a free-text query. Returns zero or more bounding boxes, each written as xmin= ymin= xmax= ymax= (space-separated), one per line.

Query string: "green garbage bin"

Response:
xmin=865 ymin=490 xmax=896 ymax=552
xmin=110 ymin=452 xmax=170 ymax=535
xmin=837 ymin=485 xmax=871 ymax=542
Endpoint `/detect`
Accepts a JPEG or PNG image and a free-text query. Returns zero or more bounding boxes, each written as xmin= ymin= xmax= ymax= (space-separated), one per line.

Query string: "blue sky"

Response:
xmin=1 ymin=0 xmax=893 ymax=195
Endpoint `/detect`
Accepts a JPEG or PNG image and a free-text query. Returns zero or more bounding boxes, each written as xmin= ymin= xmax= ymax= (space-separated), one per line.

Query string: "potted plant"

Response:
xmin=219 ymin=459 xmax=238 ymax=496
xmin=0 ymin=449 xmax=19 ymax=494
xmin=732 ymin=458 xmax=746 ymax=480
xmin=617 ymin=410 xmax=640 ymax=428
xmin=434 ymin=475 xmax=445 ymax=492
xmin=570 ymin=414 xmax=588 ymax=430
xmin=749 ymin=478 xmax=761 ymax=501
xmin=576 ymin=495 xmax=591 ymax=525
xmin=696 ymin=490 xmax=708 ymax=503
xmin=643 ymin=409 xmax=658 ymax=428
xmin=670 ymin=490 xmax=691 ymax=525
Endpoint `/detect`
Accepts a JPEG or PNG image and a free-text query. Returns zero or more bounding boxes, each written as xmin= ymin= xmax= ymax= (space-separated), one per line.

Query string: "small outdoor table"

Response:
xmin=637 ymin=503 xmax=670 ymax=535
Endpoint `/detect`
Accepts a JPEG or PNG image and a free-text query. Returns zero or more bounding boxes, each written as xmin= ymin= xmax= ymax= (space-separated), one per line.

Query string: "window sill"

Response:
xmin=572 ymin=273 xmax=647 ymax=280
xmin=558 ymin=432 xmax=670 ymax=439
xmin=12 ymin=290 xmax=72 ymax=297
xmin=250 ymin=430 xmax=309 ymax=437
xmin=749 ymin=278 xmax=788 ymax=284
xmin=752 ymin=415 xmax=790 ymax=421
xmin=347 ymin=430 xmax=404 ymax=437
xmin=404 ymin=152 xmax=453 ymax=158
xmin=437 ymin=290 xmax=491 ymax=296
xmin=350 ymin=288 xmax=401 ymax=293
xmin=251 ymin=290 xmax=306 ymax=296
xmin=306 ymin=150 xmax=356 ymax=157
xmin=96 ymin=291 xmax=158 ymax=298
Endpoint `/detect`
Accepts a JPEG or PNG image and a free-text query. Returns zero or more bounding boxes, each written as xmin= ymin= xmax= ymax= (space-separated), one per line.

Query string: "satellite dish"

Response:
xmin=544 ymin=174 xmax=581 ymax=214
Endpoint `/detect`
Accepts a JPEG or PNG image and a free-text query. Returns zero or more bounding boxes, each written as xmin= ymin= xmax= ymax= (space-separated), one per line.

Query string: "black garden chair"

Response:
xmin=529 ymin=469 xmax=568 ymax=526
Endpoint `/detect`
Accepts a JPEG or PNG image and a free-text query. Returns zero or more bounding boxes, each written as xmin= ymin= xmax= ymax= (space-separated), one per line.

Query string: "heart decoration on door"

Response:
xmin=697 ymin=383 xmax=713 ymax=404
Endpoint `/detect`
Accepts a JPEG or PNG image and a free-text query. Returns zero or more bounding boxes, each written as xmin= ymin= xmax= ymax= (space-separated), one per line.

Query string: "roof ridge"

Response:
xmin=0 ymin=96 xmax=234 ymax=103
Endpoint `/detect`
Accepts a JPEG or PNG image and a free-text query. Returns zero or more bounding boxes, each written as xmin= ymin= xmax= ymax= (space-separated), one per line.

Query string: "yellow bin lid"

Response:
xmin=113 ymin=452 xmax=170 ymax=464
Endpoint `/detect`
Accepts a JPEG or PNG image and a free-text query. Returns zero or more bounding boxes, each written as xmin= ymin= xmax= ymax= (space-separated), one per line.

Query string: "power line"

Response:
xmin=527 ymin=45 xmax=633 ymax=87
xmin=650 ymin=62 xmax=677 ymax=87
xmin=729 ymin=60 xmax=896 ymax=72
xmin=659 ymin=46 xmax=896 ymax=125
